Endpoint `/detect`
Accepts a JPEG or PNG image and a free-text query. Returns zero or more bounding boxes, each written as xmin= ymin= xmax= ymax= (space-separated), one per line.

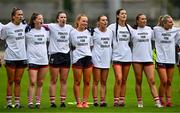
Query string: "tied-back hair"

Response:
xmin=115 ymin=9 xmax=133 ymax=49
xmin=133 ymin=13 xmax=145 ymax=29
xmin=125 ymin=24 xmax=131 ymax=39
xmin=157 ymin=15 xmax=163 ymax=27
xmin=74 ymin=14 xmax=87 ymax=29
xmin=29 ymin=12 xmax=41 ymax=29
xmin=161 ymin=14 xmax=172 ymax=28
xmin=96 ymin=15 xmax=108 ymax=27
xmin=74 ymin=14 xmax=94 ymax=36
xmin=125 ymin=23 xmax=133 ymax=50
xmin=56 ymin=11 xmax=67 ymax=22
xmin=87 ymin=27 xmax=94 ymax=36
xmin=115 ymin=8 xmax=125 ymax=41
xmin=11 ymin=7 xmax=22 ymax=22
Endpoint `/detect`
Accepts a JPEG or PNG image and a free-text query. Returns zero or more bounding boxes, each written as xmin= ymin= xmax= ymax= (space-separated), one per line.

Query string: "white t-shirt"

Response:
xmin=92 ymin=28 xmax=113 ymax=68
xmin=0 ymin=22 xmax=3 ymax=37
xmin=132 ymin=26 xmax=153 ymax=62
xmin=70 ymin=29 xmax=92 ymax=64
xmin=47 ymin=23 xmax=73 ymax=54
xmin=1 ymin=22 xmax=27 ymax=60
xmin=26 ymin=27 xmax=49 ymax=65
xmin=108 ymin=23 xmax=133 ymax=62
xmin=153 ymin=26 xmax=180 ymax=64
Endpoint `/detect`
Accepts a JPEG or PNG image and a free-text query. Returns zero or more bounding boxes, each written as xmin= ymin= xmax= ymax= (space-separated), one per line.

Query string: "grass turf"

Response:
xmin=0 ymin=65 xmax=180 ymax=112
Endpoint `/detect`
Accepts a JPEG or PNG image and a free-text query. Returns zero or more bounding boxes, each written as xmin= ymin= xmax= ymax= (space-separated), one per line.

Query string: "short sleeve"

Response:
xmin=1 ymin=26 xmax=7 ymax=40
xmin=175 ymin=31 xmax=180 ymax=46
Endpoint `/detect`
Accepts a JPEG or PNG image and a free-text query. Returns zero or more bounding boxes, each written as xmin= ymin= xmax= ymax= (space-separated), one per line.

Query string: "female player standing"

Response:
xmin=70 ymin=14 xmax=93 ymax=108
xmin=92 ymin=15 xmax=113 ymax=107
xmin=108 ymin=9 xmax=133 ymax=107
xmin=1 ymin=7 xmax=27 ymax=109
xmin=132 ymin=14 xmax=162 ymax=108
xmin=154 ymin=15 xmax=180 ymax=107
xmin=47 ymin=11 xmax=73 ymax=108
xmin=26 ymin=13 xmax=49 ymax=109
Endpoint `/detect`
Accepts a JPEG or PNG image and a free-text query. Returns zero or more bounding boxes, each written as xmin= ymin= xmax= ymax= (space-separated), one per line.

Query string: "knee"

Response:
xmin=101 ymin=81 xmax=106 ymax=86
xmin=151 ymin=81 xmax=155 ymax=85
xmin=116 ymin=79 xmax=122 ymax=85
xmin=14 ymin=79 xmax=21 ymax=85
xmin=37 ymin=81 xmax=43 ymax=87
xmin=60 ymin=79 xmax=67 ymax=85
xmin=136 ymin=78 xmax=142 ymax=85
xmin=149 ymin=78 xmax=155 ymax=85
xmin=8 ymin=80 xmax=14 ymax=85
xmin=161 ymin=80 xmax=167 ymax=87
xmin=167 ymin=80 xmax=172 ymax=86
xmin=51 ymin=79 xmax=57 ymax=85
xmin=121 ymin=79 xmax=127 ymax=85
xmin=84 ymin=81 xmax=90 ymax=86
xmin=74 ymin=80 xmax=80 ymax=86
xmin=30 ymin=82 xmax=36 ymax=87
xmin=93 ymin=80 xmax=99 ymax=86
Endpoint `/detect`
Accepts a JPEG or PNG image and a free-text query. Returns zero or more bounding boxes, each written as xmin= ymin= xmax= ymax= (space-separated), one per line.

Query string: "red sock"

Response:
xmin=119 ymin=96 xmax=125 ymax=104
xmin=100 ymin=97 xmax=105 ymax=104
xmin=60 ymin=95 xmax=66 ymax=103
xmin=93 ymin=97 xmax=98 ymax=104
xmin=6 ymin=95 xmax=12 ymax=106
xmin=114 ymin=97 xmax=119 ymax=104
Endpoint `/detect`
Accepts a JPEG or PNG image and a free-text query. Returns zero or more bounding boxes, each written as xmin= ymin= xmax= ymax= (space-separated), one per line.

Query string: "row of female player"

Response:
xmin=0 ymin=7 xmax=180 ymax=109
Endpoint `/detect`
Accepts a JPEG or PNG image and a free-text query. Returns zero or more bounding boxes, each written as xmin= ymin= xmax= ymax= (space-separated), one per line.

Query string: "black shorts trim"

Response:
xmin=49 ymin=52 xmax=71 ymax=68
xmin=28 ymin=63 xmax=48 ymax=70
xmin=93 ymin=66 xmax=109 ymax=70
xmin=72 ymin=56 xmax=93 ymax=69
xmin=133 ymin=62 xmax=153 ymax=66
xmin=112 ymin=61 xmax=131 ymax=66
xmin=5 ymin=60 xmax=27 ymax=68
xmin=156 ymin=62 xmax=174 ymax=68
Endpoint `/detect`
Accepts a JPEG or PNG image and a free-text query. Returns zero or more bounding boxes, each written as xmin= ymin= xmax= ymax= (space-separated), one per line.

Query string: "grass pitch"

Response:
xmin=0 ymin=65 xmax=180 ymax=113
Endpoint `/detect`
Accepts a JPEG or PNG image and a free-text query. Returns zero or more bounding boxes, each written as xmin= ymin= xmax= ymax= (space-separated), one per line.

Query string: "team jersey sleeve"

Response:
xmin=107 ymin=24 xmax=114 ymax=32
xmin=128 ymin=24 xmax=133 ymax=32
xmin=151 ymin=28 xmax=156 ymax=49
xmin=69 ymin=24 xmax=74 ymax=31
xmin=91 ymin=33 xmax=95 ymax=47
xmin=0 ymin=23 xmax=3 ymax=38
xmin=175 ymin=31 xmax=180 ymax=46
xmin=43 ymin=23 xmax=49 ymax=26
xmin=90 ymin=31 xmax=93 ymax=47
xmin=25 ymin=32 xmax=28 ymax=46
xmin=69 ymin=30 xmax=74 ymax=48
xmin=46 ymin=30 xmax=50 ymax=42
xmin=130 ymin=27 xmax=136 ymax=39
xmin=151 ymin=28 xmax=155 ymax=40
xmin=109 ymin=29 xmax=114 ymax=47
xmin=0 ymin=26 xmax=7 ymax=40
xmin=152 ymin=26 xmax=160 ymax=41
xmin=108 ymin=24 xmax=116 ymax=40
